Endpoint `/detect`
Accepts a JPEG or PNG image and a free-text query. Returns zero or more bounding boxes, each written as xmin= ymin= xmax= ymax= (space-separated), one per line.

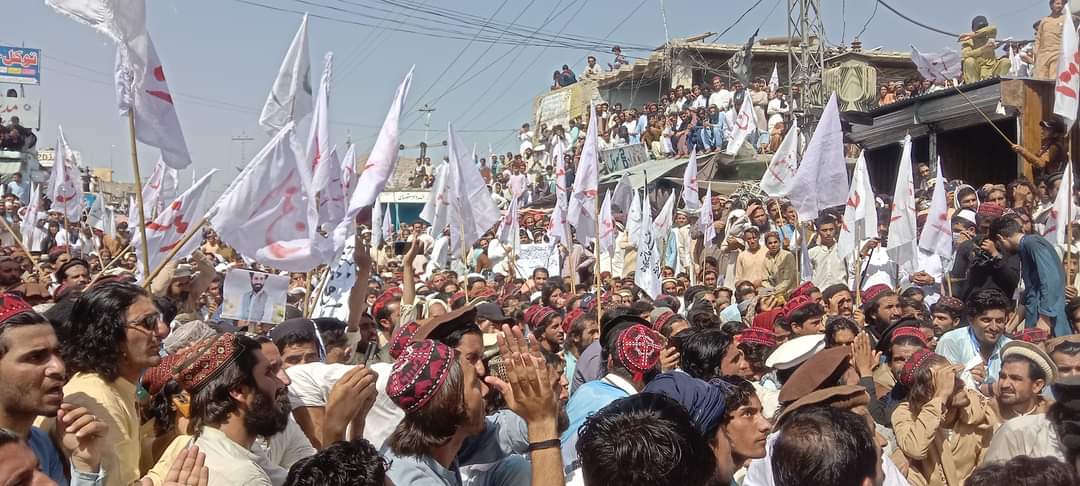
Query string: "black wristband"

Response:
xmin=526 ymin=439 xmax=561 ymax=452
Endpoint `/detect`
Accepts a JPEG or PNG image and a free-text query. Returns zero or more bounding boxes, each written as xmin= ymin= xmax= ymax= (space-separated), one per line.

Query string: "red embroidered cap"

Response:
xmin=174 ymin=333 xmax=244 ymax=393
xmin=0 ymin=293 xmax=34 ymax=326
xmin=387 ymin=340 xmax=457 ymax=413
xmin=616 ymin=324 xmax=664 ymax=382
xmin=899 ymin=349 xmax=939 ymax=387
xmin=388 ymin=321 xmax=423 ymax=360
xmin=890 ymin=326 xmax=929 ymax=346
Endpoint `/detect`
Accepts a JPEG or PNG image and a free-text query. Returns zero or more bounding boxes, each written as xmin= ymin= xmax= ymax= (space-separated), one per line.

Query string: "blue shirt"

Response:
xmin=561 ymin=375 xmax=636 ymax=475
xmin=1019 ymin=234 xmax=1070 ymax=337
xmin=29 ymin=427 xmax=104 ymax=486
xmin=936 ymin=325 xmax=1011 ymax=387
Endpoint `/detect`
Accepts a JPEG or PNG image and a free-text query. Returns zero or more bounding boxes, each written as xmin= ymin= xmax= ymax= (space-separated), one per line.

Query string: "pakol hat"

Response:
xmin=765 ymin=334 xmax=826 ymax=370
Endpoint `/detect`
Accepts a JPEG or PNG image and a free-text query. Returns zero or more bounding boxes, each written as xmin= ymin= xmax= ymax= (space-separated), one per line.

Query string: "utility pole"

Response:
xmin=787 ymin=0 xmax=825 ymax=135
xmin=231 ymin=130 xmax=254 ymax=165
xmin=418 ymin=104 xmax=436 ymax=146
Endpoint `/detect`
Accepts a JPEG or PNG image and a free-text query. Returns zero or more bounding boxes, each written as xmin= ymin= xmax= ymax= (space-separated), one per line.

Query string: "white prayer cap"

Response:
xmin=765 ymin=334 xmax=826 ymax=370
xmin=955 ymin=209 xmax=976 ymax=226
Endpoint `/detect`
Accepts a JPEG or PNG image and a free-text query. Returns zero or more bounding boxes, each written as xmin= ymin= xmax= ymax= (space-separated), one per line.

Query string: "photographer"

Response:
xmin=949 ymin=203 xmax=1020 ymax=301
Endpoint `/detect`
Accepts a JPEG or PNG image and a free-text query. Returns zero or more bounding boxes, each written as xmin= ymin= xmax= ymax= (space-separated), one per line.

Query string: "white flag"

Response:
xmin=340 ymin=144 xmax=357 ymax=197
xmin=599 ymin=190 xmax=616 ymax=255
xmin=699 ymin=186 xmax=716 ymax=243
xmin=20 ymin=183 xmax=42 ymax=251
xmin=260 ymin=14 xmax=313 ymax=134
xmin=769 ymin=63 xmax=780 ymax=93
xmin=306 ymin=52 xmax=333 ymax=198
xmin=447 ymin=124 xmax=501 ymax=258
xmin=371 ymin=202 xmax=385 ymax=250
xmin=1008 ymin=45 xmax=1024 ymax=77
xmin=1044 ymin=161 xmax=1080 ymax=245
xmin=142 ymin=158 xmax=178 ymax=220
xmin=760 ymin=118 xmax=800 ymax=197
xmin=567 ymin=103 xmax=599 ymax=243
xmin=211 ymin=122 xmax=328 ymax=272
xmin=910 ymin=45 xmax=963 ymax=83
xmin=787 ymin=93 xmax=847 ymax=220
xmin=381 ymin=204 xmax=394 ymax=245
xmin=547 ymin=202 xmax=571 ymax=247
xmin=635 ymin=196 xmax=662 ymax=300
xmin=838 ymin=151 xmax=879 ymax=259
xmin=46 ymin=0 xmax=146 ymax=43
xmin=1054 ymin=3 xmax=1079 ymax=127
xmin=496 ymin=196 xmax=520 ymax=245
xmin=351 ymin=67 xmax=414 ymax=209
xmin=115 ymin=33 xmax=192 ymax=170
xmin=317 ymin=147 xmax=347 ymax=228
xmin=887 ymin=135 xmax=919 ymax=272
xmin=420 ymin=163 xmax=450 ymax=237
xmin=47 ymin=126 xmax=84 ymax=223
xmin=612 ymin=172 xmax=634 ymax=214
xmin=799 ymin=232 xmax=813 ymax=282
xmin=626 ymin=189 xmax=643 ymax=244
xmin=133 ymin=170 xmax=217 ymax=282
xmin=681 ymin=148 xmax=701 ymax=210
xmin=653 ymin=191 xmax=676 ymax=243
xmin=85 ymin=194 xmax=113 ymax=234
xmin=918 ymin=158 xmax=953 ymax=258
xmin=724 ymin=94 xmax=757 ymax=156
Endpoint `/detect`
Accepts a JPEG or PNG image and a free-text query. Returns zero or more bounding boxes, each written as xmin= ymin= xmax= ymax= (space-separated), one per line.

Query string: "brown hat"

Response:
xmin=174 ymin=333 xmax=245 ymax=393
xmin=776 ymin=385 xmax=870 ymax=425
xmin=777 ymin=346 xmax=852 ymax=404
xmin=411 ymin=305 xmax=479 ymax=343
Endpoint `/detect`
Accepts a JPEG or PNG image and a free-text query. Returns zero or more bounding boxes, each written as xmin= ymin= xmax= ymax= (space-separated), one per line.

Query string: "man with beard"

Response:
xmin=992 ymin=341 xmax=1055 ymax=420
xmin=0 ymin=294 xmax=108 ymax=485
xmin=386 ymin=331 xmax=564 ymax=486
xmin=180 ymin=332 xmax=292 ymax=485
xmin=0 ymin=256 xmax=23 ymax=292
xmin=152 ymin=251 xmax=215 ymax=317
xmin=240 ymin=271 xmax=270 ymax=323
xmin=860 ymin=284 xmax=903 ymax=341
xmin=54 ymin=259 xmax=91 ymax=291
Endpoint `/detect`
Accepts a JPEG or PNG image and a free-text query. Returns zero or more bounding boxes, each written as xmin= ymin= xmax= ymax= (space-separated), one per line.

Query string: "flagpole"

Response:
xmin=460 ymin=218 xmax=469 ymax=302
xmin=143 ymin=217 xmax=208 ymax=287
xmin=88 ymin=242 xmax=133 ymax=286
xmin=0 ymin=217 xmax=36 ymax=267
xmin=950 ymin=86 xmax=1014 ymax=145
xmin=307 ymin=265 xmax=332 ymax=318
xmin=128 ymin=111 xmax=152 ymax=279
xmin=595 ymin=192 xmax=602 ymax=324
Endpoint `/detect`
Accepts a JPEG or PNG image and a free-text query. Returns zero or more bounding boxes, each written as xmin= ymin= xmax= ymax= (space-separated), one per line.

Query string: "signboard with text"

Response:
xmin=0 ymin=96 xmax=40 ymax=129
xmin=0 ymin=46 xmax=41 ymax=85
xmin=600 ymin=143 xmax=649 ymax=175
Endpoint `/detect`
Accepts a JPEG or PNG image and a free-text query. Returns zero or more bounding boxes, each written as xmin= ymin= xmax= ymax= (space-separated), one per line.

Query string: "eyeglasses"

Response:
xmin=126 ymin=312 xmax=163 ymax=334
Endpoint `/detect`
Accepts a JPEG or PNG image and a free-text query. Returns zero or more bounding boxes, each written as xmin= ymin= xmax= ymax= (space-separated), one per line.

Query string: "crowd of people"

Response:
xmin=4 ymin=2 xmax=1080 ymax=486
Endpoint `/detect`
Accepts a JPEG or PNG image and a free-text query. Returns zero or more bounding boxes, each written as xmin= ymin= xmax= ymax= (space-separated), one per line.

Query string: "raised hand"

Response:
xmin=57 ymin=403 xmax=108 ymax=473
xmin=850 ymin=332 xmax=880 ymax=378
xmin=161 ymin=446 xmax=209 ymax=486
xmin=485 ymin=325 xmax=557 ymax=429
xmin=324 ymin=365 xmax=379 ymax=444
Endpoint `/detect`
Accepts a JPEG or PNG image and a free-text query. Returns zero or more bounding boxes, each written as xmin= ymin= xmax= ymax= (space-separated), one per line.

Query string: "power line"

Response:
xmin=874 ymin=0 xmax=958 ymax=38
xmin=714 ymin=0 xmax=769 ymax=40
xmin=855 ymin=0 xmax=879 ymax=40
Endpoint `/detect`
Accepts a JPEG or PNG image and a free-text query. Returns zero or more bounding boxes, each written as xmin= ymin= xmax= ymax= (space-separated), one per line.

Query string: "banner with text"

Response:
xmin=600 ymin=143 xmax=649 ymax=175
xmin=0 ymin=97 xmax=40 ymax=129
xmin=0 ymin=46 xmax=41 ymax=85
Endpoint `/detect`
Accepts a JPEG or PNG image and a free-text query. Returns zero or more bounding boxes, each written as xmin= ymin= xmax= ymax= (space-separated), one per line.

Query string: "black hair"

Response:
xmin=930 ymin=301 xmax=963 ymax=320
xmin=771 ymin=406 xmax=878 ymax=486
xmin=1001 ymin=353 xmax=1047 ymax=383
xmin=42 ymin=292 xmax=79 ymax=329
xmin=274 ymin=331 xmax=317 ymax=354
xmin=952 ymin=214 xmax=976 ymax=230
xmin=0 ymin=309 xmax=51 ymax=357
xmin=678 ymin=327 xmax=735 ymax=382
xmin=821 ymin=284 xmax=850 ymax=303
xmin=989 ymin=215 xmax=1023 ymax=239
xmin=189 ymin=334 xmax=262 ymax=431
xmin=54 ymin=258 xmax=90 ymax=284
xmin=373 ymin=295 xmax=401 ymax=327
xmin=284 ymin=439 xmax=388 ymax=486
xmin=900 ymin=287 xmax=925 ymax=299
xmin=531 ymin=267 xmax=549 ymax=278
xmin=966 ymin=288 xmax=1012 ymax=318
xmin=541 ymin=281 xmax=566 ymax=309
xmin=786 ymin=303 xmax=825 ymax=328
xmin=718 ymin=320 xmax=746 ymax=337
xmin=148 ymin=380 xmax=183 ymax=437
xmin=824 ymin=317 xmax=860 ymax=348
xmin=717 ymin=375 xmax=756 ymax=425
xmin=388 ymin=361 xmax=468 ymax=456
xmin=577 ymin=394 xmax=718 ymax=486
xmin=56 ymin=281 xmax=151 ymax=381
xmin=154 ymin=296 xmax=179 ymax=327
xmin=964 ymin=455 xmax=1078 ymax=486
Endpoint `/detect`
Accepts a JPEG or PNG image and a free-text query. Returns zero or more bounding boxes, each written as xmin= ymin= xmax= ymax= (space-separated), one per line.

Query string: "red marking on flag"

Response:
xmin=146 ymin=90 xmax=173 ymax=104
xmin=153 ymin=66 xmax=166 ymax=82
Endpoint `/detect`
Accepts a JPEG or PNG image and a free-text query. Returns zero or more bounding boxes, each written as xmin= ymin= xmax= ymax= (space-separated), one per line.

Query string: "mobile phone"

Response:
xmin=362 ymin=340 xmax=379 ymax=364
xmin=393 ymin=241 xmax=409 ymax=256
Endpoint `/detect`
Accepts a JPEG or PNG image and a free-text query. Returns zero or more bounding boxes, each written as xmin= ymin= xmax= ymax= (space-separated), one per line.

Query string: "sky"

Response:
xmin=1 ymin=0 xmax=1052 ymax=194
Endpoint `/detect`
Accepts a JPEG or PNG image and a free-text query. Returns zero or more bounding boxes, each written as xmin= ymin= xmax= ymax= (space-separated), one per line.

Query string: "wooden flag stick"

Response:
xmin=0 ymin=217 xmax=36 ymax=267
xmin=595 ymin=193 xmax=602 ymax=324
xmin=128 ymin=111 xmax=152 ymax=279
xmin=950 ymin=86 xmax=1014 ymax=145
xmin=143 ymin=217 xmax=208 ymax=288
xmin=307 ymin=265 xmax=332 ymax=318
xmin=88 ymin=242 xmax=133 ymax=286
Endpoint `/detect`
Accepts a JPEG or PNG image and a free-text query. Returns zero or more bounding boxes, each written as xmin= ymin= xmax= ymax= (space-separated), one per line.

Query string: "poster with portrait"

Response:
xmin=221 ymin=269 xmax=288 ymax=324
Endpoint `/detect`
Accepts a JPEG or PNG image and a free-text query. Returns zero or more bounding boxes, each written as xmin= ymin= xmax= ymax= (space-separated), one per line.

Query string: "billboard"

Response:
xmin=0 ymin=96 xmax=40 ymax=129
xmin=0 ymin=46 xmax=41 ymax=85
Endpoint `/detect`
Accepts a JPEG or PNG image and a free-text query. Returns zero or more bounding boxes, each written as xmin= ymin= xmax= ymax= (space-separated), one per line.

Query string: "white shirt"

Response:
xmin=709 ymin=89 xmax=733 ymax=110
xmin=690 ymin=95 xmax=708 ymax=109
xmin=808 ymin=243 xmax=847 ymax=289
xmin=194 ymin=427 xmax=273 ymax=486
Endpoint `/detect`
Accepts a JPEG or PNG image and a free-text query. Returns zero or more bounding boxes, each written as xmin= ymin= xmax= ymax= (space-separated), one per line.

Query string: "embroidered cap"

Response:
xmin=899 ymin=349 xmax=939 ymax=387
xmin=615 ymin=324 xmax=664 ymax=382
xmin=0 ymin=293 xmax=34 ymax=326
xmin=387 ymin=340 xmax=457 ymax=413
xmin=174 ymin=333 xmax=245 ymax=393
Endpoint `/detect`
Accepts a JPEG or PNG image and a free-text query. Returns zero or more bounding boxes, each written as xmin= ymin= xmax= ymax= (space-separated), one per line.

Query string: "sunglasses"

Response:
xmin=126 ymin=312 xmax=163 ymax=334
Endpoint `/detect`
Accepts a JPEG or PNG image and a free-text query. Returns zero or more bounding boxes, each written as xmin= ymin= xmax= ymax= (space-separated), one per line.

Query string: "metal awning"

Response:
xmin=848 ymin=79 xmax=1009 ymax=149
xmin=599 ymin=157 xmax=690 ymax=189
